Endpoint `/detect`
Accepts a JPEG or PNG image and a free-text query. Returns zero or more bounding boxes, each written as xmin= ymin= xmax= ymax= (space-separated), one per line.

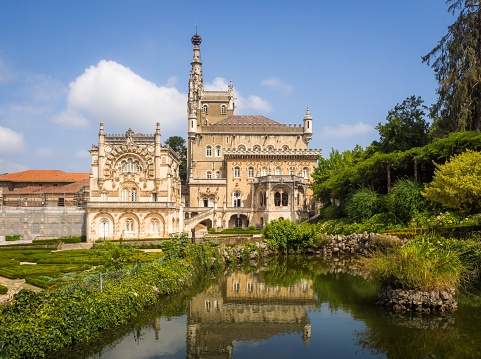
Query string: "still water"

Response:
xmin=51 ymin=256 xmax=481 ymax=359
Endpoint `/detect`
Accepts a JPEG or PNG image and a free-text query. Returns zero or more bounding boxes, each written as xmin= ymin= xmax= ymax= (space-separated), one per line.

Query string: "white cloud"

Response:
xmin=0 ymin=58 xmax=14 ymax=83
xmin=261 ymin=77 xmax=292 ymax=95
xmin=165 ymin=76 xmax=177 ymax=87
xmin=53 ymin=60 xmax=186 ymax=135
xmin=321 ymin=122 xmax=374 ymax=138
xmin=0 ymin=126 xmax=26 ymax=155
xmin=0 ymin=158 xmax=28 ymax=174
xmin=75 ymin=150 xmax=91 ymax=159
xmin=23 ymin=73 xmax=66 ymax=103
xmin=52 ymin=109 xmax=89 ymax=128
xmin=238 ymin=95 xmax=273 ymax=113
xmin=34 ymin=148 xmax=54 ymax=158
xmin=204 ymin=77 xmax=230 ymax=91
xmin=205 ymin=77 xmax=272 ymax=113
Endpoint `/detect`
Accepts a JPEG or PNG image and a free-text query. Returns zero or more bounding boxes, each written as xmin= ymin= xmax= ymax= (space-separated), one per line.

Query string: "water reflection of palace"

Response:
xmin=187 ymin=272 xmax=318 ymax=359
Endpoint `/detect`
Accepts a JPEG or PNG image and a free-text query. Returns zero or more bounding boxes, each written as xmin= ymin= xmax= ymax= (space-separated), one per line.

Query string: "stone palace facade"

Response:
xmin=183 ymin=32 xmax=321 ymax=235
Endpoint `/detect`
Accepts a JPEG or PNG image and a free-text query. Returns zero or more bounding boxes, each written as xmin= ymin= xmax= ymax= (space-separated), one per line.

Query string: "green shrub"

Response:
xmin=92 ymin=242 xmax=142 ymax=270
xmin=32 ymin=236 xmax=82 ymax=245
xmin=219 ymin=228 xmax=260 ymax=235
xmin=262 ymin=220 xmax=319 ymax=252
xmin=0 ymin=264 xmax=92 ymax=279
xmin=387 ymin=178 xmax=429 ymax=224
xmin=262 ymin=219 xmax=297 ymax=252
xmin=319 ymin=204 xmax=341 ymax=220
xmin=6 ymin=235 xmax=21 ymax=242
xmin=362 ymin=235 xmax=466 ymax=291
xmin=344 ymin=188 xmax=382 ymax=222
xmin=0 ymin=284 xmax=7 ymax=294
xmin=208 ymin=228 xmax=216 ymax=234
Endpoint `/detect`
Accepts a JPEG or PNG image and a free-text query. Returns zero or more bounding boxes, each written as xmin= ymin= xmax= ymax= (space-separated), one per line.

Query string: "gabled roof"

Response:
xmin=0 ymin=170 xmax=89 ymax=183
xmin=6 ymin=179 xmax=90 ymax=195
xmin=212 ymin=115 xmax=283 ymax=127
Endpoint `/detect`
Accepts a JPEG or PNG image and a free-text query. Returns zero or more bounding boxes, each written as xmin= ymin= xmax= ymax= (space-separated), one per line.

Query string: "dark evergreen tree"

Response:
xmin=375 ymin=96 xmax=429 ymax=153
xmin=165 ymin=136 xmax=187 ymax=184
xmin=422 ymin=0 xmax=481 ymax=134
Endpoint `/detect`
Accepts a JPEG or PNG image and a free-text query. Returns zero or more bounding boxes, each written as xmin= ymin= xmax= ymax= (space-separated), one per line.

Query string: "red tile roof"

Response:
xmin=7 ymin=179 xmax=89 ymax=195
xmin=0 ymin=170 xmax=89 ymax=183
xmin=212 ymin=115 xmax=282 ymax=127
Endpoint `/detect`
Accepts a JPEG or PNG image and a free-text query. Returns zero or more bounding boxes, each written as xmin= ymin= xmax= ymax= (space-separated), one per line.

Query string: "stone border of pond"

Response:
xmin=215 ymin=233 xmax=459 ymax=314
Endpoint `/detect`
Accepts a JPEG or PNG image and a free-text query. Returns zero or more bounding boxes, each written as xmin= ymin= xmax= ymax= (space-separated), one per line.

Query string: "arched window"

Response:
xmin=206 ymin=145 xmax=212 ymax=157
xmin=274 ymin=192 xmax=288 ymax=206
xmin=281 ymin=145 xmax=289 ymax=151
xmin=275 ymin=166 xmax=281 ymax=175
xmin=203 ymin=104 xmax=208 ymax=114
xmin=237 ymin=144 xmax=246 ymax=151
xmin=122 ymin=187 xmax=138 ymax=202
xmin=125 ymin=218 xmax=134 ymax=233
xmin=206 ymin=171 xmax=212 ymax=179
xmin=221 ymin=104 xmax=226 ymax=115
xmin=289 ymin=167 xmax=295 ymax=175
xmin=248 ymin=167 xmax=254 ymax=178
xmin=233 ymin=191 xmax=241 ymax=207
xmin=234 ymin=166 xmax=240 ymax=178
xmin=302 ymin=167 xmax=309 ymax=179
xmin=118 ymin=158 xmax=142 ymax=173
xmin=266 ymin=145 xmax=274 ymax=151
xmin=274 ymin=192 xmax=281 ymax=206
xmin=261 ymin=167 xmax=268 ymax=176
xmin=259 ymin=191 xmax=266 ymax=207
xmin=99 ymin=219 xmax=109 ymax=239
xmin=215 ymin=145 xmax=221 ymax=157
xmin=253 ymin=145 xmax=261 ymax=151
xmin=122 ymin=189 xmax=129 ymax=202
xmin=150 ymin=219 xmax=160 ymax=234
xmin=215 ymin=171 xmax=221 ymax=179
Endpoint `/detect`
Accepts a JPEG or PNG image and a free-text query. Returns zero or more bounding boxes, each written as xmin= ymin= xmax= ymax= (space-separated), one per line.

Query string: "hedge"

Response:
xmin=0 ymin=242 xmax=221 ymax=358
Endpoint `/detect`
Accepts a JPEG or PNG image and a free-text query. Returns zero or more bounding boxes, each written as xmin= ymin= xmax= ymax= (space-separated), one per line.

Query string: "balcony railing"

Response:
xmin=87 ymin=201 xmax=177 ymax=209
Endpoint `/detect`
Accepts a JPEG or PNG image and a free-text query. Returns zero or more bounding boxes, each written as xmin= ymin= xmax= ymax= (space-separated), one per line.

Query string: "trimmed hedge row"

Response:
xmin=0 ymin=264 xmax=93 ymax=280
xmin=0 ymin=285 xmax=7 ymax=295
xmin=0 ymin=243 xmax=221 ymax=358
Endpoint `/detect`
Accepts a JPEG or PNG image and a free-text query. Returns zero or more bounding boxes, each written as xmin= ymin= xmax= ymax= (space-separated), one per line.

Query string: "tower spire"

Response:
xmin=188 ymin=30 xmax=203 ymax=117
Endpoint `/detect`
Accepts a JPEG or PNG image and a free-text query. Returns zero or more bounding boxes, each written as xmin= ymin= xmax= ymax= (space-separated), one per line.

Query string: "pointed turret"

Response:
xmin=303 ymin=107 xmax=313 ymax=144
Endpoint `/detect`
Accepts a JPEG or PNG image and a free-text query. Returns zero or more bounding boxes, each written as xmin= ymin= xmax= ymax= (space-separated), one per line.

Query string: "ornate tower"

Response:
xmin=187 ymin=32 xmax=203 ymax=179
xmin=303 ymin=108 xmax=313 ymax=144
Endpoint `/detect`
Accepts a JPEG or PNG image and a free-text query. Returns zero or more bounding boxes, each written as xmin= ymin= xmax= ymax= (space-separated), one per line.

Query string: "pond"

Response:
xmin=49 ymin=255 xmax=481 ymax=359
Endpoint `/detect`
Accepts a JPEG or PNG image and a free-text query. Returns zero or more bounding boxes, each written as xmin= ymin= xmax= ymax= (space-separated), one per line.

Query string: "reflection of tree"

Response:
xmin=356 ymin=301 xmax=481 ymax=359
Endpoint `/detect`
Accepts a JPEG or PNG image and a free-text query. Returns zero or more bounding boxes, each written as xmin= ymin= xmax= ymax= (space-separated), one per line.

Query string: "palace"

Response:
xmin=0 ymin=33 xmax=321 ymax=242
xmin=183 ymin=32 xmax=321 ymax=235
xmin=86 ymin=123 xmax=183 ymax=241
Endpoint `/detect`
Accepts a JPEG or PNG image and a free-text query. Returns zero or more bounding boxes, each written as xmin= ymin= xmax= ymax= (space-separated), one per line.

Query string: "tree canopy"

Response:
xmin=375 ymin=96 xmax=429 ymax=153
xmin=422 ymin=0 xmax=481 ymax=134
xmin=165 ymin=136 xmax=187 ymax=184
xmin=422 ymin=149 xmax=481 ymax=212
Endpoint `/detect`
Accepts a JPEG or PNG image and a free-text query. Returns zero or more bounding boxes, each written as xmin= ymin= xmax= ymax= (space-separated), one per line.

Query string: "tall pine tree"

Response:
xmin=423 ymin=0 xmax=481 ymax=135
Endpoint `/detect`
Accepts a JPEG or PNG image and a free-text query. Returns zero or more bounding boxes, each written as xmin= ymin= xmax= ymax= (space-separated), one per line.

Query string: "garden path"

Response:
xmin=0 ymin=276 xmax=42 ymax=304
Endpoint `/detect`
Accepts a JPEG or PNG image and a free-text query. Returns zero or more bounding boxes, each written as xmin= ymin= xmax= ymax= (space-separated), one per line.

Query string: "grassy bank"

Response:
xmin=0 ymin=240 xmax=221 ymax=359
xmin=361 ymin=235 xmax=481 ymax=291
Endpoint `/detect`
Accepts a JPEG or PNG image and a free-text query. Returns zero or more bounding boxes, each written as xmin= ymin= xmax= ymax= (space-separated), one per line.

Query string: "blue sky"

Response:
xmin=0 ymin=0 xmax=454 ymax=173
